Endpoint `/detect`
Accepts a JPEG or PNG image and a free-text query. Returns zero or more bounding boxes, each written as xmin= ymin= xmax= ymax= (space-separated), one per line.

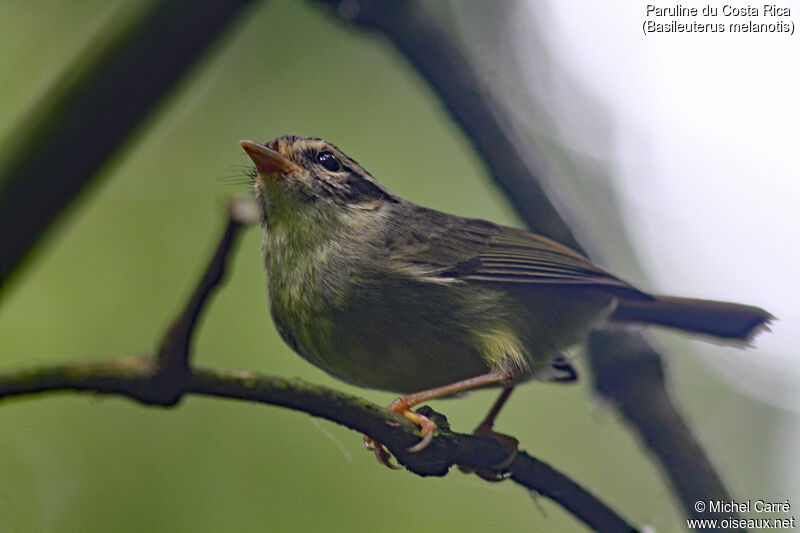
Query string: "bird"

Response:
xmin=240 ymin=135 xmax=772 ymax=467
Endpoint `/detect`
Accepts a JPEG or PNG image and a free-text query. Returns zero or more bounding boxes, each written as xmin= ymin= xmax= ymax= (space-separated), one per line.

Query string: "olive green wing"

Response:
xmin=388 ymin=208 xmax=650 ymax=299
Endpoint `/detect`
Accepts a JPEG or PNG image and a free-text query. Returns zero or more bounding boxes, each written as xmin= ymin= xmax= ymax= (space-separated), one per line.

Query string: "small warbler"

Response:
xmin=240 ymin=136 xmax=772 ymax=466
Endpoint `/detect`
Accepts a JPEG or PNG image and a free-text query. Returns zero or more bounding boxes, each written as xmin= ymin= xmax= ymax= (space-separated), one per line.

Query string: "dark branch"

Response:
xmin=0 ymin=359 xmax=639 ymax=533
xmin=0 ymin=194 xmax=640 ymax=532
xmin=308 ymin=0 xmax=738 ymax=523
xmin=589 ymin=331 xmax=742 ymax=526
xmin=511 ymin=452 xmax=638 ymax=533
xmin=0 ymin=0 xmax=252 ymax=291
xmin=322 ymin=0 xmax=581 ymax=250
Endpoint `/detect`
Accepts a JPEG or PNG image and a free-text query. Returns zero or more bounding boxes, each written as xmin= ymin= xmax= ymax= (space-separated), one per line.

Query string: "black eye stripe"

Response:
xmin=340 ymin=174 xmax=394 ymax=202
xmin=295 ymin=142 xmax=399 ymax=204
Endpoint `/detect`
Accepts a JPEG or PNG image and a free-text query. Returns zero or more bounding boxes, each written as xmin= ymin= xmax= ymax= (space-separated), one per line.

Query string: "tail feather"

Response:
xmin=610 ymin=295 xmax=774 ymax=341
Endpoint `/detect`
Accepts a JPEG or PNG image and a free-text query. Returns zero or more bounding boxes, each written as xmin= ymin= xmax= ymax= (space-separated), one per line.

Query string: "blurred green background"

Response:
xmin=0 ymin=1 xmax=788 ymax=531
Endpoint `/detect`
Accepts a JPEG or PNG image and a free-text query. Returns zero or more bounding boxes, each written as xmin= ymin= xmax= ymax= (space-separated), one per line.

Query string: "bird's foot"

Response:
xmin=458 ymin=423 xmax=519 ymax=481
xmin=363 ymin=397 xmax=438 ymax=469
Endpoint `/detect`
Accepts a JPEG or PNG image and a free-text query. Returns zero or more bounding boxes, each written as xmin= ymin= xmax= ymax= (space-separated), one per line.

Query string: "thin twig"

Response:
xmin=156 ymin=198 xmax=258 ymax=398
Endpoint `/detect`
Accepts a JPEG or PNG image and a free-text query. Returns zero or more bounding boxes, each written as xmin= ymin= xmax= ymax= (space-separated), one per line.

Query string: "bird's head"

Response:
xmin=240 ymin=136 xmax=397 ymax=229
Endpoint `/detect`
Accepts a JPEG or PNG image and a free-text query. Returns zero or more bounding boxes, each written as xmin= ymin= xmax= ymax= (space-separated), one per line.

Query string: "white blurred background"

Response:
xmin=455 ymin=0 xmax=799 ymax=504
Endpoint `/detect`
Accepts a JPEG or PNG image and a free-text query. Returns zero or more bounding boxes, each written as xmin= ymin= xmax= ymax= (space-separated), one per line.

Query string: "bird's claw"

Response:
xmin=362 ymin=402 xmax=438 ymax=469
xmin=399 ymin=407 xmax=437 ymax=452
xmin=363 ymin=435 xmax=402 ymax=469
xmin=458 ymin=424 xmax=519 ymax=481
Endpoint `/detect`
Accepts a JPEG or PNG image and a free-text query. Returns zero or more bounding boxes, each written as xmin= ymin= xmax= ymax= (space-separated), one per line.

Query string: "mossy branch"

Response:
xmin=0 ymin=361 xmax=638 ymax=532
xmin=0 ymin=198 xmax=638 ymax=533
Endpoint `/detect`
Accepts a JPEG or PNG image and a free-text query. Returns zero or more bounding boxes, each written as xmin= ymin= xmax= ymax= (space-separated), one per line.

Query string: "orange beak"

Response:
xmin=240 ymin=140 xmax=301 ymax=178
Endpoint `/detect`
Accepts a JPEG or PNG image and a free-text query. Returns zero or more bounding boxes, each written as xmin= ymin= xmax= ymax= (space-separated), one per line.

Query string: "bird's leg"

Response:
xmin=473 ymin=385 xmax=516 ymax=439
xmin=458 ymin=386 xmax=520 ymax=480
xmin=364 ymin=369 xmax=511 ymax=468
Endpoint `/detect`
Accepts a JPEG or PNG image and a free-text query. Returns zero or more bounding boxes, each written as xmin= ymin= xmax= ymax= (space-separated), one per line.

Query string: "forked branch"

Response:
xmin=0 ymin=197 xmax=638 ymax=533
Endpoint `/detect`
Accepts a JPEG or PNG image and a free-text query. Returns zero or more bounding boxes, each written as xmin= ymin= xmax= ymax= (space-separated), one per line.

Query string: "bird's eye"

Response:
xmin=316 ymin=151 xmax=342 ymax=172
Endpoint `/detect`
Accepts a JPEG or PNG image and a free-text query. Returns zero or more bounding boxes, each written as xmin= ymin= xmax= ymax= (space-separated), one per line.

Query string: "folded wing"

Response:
xmin=388 ymin=207 xmax=651 ymax=300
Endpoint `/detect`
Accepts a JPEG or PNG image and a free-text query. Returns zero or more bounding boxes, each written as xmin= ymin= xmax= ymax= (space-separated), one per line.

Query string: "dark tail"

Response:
xmin=610 ymin=295 xmax=774 ymax=341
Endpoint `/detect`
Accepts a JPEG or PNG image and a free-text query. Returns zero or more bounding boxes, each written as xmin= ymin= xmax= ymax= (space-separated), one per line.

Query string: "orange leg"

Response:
xmin=365 ymin=369 xmax=511 ymax=468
